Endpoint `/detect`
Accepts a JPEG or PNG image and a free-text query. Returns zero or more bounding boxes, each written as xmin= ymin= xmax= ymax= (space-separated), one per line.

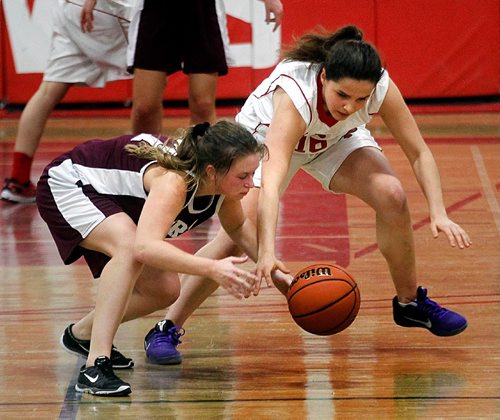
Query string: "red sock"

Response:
xmin=11 ymin=152 xmax=33 ymax=184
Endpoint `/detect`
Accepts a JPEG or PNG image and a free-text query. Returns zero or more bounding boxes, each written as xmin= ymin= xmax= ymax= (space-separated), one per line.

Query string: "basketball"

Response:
xmin=286 ymin=263 xmax=360 ymax=335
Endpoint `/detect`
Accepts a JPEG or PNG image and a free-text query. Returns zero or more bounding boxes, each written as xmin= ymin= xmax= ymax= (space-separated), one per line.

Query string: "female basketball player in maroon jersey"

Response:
xmin=37 ymin=121 xmax=268 ymax=396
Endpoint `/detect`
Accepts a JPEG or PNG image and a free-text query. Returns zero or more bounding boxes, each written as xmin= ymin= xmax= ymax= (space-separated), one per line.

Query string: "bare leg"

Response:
xmin=188 ymin=73 xmax=218 ymax=125
xmin=330 ymin=147 xmax=417 ymax=302
xmin=88 ymin=252 xmax=142 ymax=364
xmin=375 ymin=201 xmax=416 ymax=301
xmin=123 ymin=266 xmax=181 ymax=321
xmin=77 ymin=213 xmax=143 ymax=366
xmin=15 ymin=81 xmax=72 ymax=156
xmin=165 ymin=229 xmax=293 ymax=327
xmin=131 ymin=68 xmax=167 ymax=135
xmin=72 ymin=266 xmax=181 ymax=340
xmin=166 ymin=228 xmax=239 ymax=325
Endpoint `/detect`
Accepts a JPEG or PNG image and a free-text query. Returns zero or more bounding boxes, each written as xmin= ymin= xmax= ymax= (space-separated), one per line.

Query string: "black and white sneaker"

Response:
xmin=75 ymin=356 xmax=131 ymax=396
xmin=61 ymin=324 xmax=134 ymax=369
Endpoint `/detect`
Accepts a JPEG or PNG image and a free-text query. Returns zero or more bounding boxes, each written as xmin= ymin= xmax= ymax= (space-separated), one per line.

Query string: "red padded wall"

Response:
xmin=376 ymin=0 xmax=500 ymax=98
xmin=1 ymin=0 xmax=499 ymax=106
xmin=0 ymin=4 xmax=5 ymax=105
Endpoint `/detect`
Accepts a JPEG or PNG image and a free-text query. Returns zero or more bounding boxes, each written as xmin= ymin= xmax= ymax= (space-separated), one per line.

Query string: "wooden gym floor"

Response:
xmin=0 ymin=109 xmax=499 ymax=419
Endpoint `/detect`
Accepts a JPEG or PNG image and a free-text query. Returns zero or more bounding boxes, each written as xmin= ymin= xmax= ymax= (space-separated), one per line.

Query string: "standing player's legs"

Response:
xmin=127 ymin=0 xmax=178 ymax=135
xmin=3 ymin=0 xmax=129 ymax=204
xmin=188 ymin=73 xmax=218 ymax=124
xmin=131 ymin=69 xmax=167 ymax=135
xmin=1 ymin=82 xmax=72 ymax=203
xmin=184 ymin=0 xmax=228 ymax=124
xmin=14 ymin=81 xmax=72 ymax=159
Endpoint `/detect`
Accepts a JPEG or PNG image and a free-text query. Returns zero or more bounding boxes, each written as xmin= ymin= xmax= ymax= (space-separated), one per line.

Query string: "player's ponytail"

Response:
xmin=283 ymin=25 xmax=383 ymax=84
xmin=177 ymin=121 xmax=268 ymax=188
xmin=126 ymin=121 xmax=267 ymax=189
xmin=283 ymin=25 xmax=362 ymax=63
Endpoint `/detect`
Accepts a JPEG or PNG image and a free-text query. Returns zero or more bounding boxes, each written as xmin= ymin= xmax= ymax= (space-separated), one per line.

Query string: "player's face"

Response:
xmin=216 ymin=153 xmax=260 ymax=199
xmin=320 ymin=70 xmax=375 ymax=120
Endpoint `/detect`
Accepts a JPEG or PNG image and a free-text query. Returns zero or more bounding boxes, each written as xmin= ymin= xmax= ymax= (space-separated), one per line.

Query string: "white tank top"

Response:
xmin=236 ymin=60 xmax=390 ymax=157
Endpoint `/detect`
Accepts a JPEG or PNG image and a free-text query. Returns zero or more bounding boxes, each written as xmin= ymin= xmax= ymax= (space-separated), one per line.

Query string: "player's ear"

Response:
xmin=320 ymin=68 xmax=327 ymax=84
xmin=205 ymin=164 xmax=216 ymax=181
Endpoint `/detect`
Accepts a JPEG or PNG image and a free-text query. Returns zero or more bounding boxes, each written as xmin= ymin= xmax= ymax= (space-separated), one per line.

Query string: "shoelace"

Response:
xmin=417 ymin=297 xmax=447 ymax=320
xmin=95 ymin=359 xmax=119 ymax=379
xmin=152 ymin=326 xmax=185 ymax=345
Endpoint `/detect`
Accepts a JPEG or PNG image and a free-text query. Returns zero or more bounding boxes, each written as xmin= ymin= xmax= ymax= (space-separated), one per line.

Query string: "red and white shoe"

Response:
xmin=1 ymin=178 xmax=37 ymax=204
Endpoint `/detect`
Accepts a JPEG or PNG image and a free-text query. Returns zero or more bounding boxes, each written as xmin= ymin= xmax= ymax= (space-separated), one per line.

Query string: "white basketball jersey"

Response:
xmin=236 ymin=60 xmax=390 ymax=157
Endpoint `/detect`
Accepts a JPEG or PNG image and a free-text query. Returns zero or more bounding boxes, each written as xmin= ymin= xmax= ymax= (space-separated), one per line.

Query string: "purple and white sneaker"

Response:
xmin=393 ymin=286 xmax=467 ymax=336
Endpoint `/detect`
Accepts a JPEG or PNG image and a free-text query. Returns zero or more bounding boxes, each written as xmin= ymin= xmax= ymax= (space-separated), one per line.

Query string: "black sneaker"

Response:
xmin=61 ymin=324 xmax=134 ymax=369
xmin=75 ymin=356 xmax=131 ymax=396
xmin=393 ymin=286 xmax=468 ymax=336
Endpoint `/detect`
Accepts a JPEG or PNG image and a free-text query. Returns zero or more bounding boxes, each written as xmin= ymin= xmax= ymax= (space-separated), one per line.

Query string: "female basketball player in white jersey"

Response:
xmin=151 ymin=26 xmax=471 ymax=366
xmin=37 ymin=121 xmax=268 ymax=396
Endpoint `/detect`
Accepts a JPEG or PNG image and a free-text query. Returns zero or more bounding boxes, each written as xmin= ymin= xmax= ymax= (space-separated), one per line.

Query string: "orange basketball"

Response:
xmin=287 ymin=263 xmax=360 ymax=335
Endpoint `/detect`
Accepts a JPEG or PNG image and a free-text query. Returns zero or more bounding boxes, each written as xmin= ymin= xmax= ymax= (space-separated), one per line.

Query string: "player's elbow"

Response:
xmin=133 ymin=240 xmax=154 ymax=265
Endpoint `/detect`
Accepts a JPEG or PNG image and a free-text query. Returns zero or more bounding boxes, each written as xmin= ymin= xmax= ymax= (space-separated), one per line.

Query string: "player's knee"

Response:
xmin=213 ymin=230 xmax=242 ymax=256
xmin=132 ymin=101 xmax=157 ymax=120
xmin=153 ymin=276 xmax=181 ymax=308
xmin=378 ymin=180 xmax=408 ymax=217
xmin=189 ymin=97 xmax=215 ymax=122
xmin=118 ymin=245 xmax=144 ymax=276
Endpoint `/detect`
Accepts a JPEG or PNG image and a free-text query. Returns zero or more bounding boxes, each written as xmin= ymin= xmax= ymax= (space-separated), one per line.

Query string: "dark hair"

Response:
xmin=283 ymin=25 xmax=383 ymax=84
xmin=126 ymin=120 xmax=268 ymax=188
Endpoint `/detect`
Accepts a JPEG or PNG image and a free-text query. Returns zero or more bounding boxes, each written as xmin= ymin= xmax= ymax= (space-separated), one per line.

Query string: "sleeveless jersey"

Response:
xmin=44 ymin=133 xmax=224 ymax=239
xmin=235 ymin=60 xmax=390 ymax=157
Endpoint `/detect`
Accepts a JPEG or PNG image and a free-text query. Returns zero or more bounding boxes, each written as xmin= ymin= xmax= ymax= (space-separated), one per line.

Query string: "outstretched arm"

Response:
xmin=256 ymin=88 xmax=307 ymax=284
xmin=379 ymin=79 xmax=471 ymax=248
xmin=135 ymin=171 xmax=257 ymax=299
xmin=219 ymin=193 xmax=292 ymax=295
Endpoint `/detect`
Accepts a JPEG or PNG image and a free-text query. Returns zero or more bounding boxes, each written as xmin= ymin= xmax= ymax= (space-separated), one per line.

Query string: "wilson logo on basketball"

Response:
xmin=290 ymin=266 xmax=332 ymax=287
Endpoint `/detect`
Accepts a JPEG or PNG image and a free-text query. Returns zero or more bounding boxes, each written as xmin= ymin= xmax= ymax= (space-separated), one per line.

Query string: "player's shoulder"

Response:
xmin=129 ymin=133 xmax=163 ymax=146
xmin=273 ymin=60 xmax=320 ymax=80
xmin=367 ymin=69 xmax=391 ymax=112
xmin=266 ymin=60 xmax=319 ymax=97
